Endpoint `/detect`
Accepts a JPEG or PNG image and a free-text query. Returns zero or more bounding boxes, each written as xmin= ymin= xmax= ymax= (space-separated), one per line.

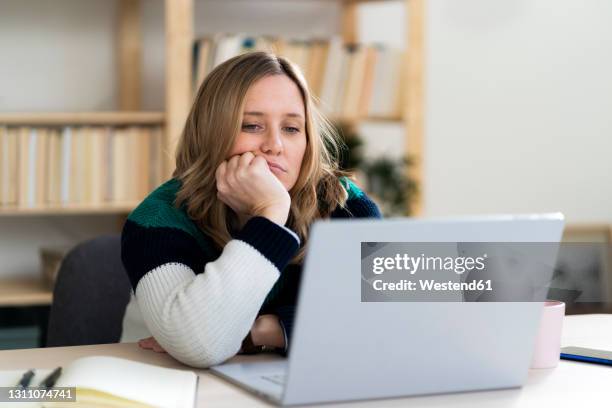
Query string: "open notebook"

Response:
xmin=0 ymin=356 xmax=198 ymax=408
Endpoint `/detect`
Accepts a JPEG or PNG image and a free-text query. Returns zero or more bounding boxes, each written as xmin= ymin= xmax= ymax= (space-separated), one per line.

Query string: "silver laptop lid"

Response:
xmin=282 ymin=214 xmax=564 ymax=405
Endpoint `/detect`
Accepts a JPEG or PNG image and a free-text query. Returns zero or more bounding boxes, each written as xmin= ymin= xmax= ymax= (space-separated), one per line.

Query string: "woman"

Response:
xmin=121 ymin=52 xmax=382 ymax=368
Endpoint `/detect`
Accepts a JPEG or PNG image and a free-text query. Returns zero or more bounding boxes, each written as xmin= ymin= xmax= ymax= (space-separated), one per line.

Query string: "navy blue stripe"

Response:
xmin=332 ymin=194 xmax=383 ymax=219
xmin=121 ymin=220 xmax=209 ymax=290
xmin=234 ymin=216 xmax=300 ymax=272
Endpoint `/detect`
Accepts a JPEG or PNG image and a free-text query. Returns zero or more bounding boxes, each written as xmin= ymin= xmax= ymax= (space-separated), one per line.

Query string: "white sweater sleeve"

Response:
xmin=121 ymin=211 xmax=302 ymax=369
xmin=134 ymin=239 xmax=281 ymax=367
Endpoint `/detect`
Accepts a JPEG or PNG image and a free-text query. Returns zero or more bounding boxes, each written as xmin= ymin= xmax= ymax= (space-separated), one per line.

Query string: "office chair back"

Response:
xmin=46 ymin=235 xmax=132 ymax=347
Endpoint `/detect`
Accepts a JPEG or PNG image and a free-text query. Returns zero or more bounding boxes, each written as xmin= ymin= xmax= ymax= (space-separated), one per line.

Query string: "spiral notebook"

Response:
xmin=0 ymin=356 xmax=198 ymax=408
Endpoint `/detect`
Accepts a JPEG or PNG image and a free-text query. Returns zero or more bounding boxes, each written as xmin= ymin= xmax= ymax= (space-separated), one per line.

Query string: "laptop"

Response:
xmin=210 ymin=213 xmax=565 ymax=406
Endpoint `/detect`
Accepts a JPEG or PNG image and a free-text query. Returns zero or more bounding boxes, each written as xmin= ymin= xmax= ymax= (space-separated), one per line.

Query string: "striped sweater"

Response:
xmin=121 ymin=177 xmax=381 ymax=368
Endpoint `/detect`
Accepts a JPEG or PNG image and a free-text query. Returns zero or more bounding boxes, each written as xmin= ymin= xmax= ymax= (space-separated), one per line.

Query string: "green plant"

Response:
xmin=334 ymin=122 xmax=419 ymax=216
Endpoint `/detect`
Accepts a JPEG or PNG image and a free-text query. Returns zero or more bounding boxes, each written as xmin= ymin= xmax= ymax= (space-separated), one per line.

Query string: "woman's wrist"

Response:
xmin=256 ymin=205 xmax=289 ymax=226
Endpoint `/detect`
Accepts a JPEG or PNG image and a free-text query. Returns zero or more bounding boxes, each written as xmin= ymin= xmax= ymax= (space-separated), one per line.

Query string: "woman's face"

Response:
xmin=228 ymin=74 xmax=307 ymax=191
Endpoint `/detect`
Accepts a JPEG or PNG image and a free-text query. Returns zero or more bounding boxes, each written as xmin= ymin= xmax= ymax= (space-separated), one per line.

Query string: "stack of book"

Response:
xmin=193 ymin=35 xmax=405 ymax=121
xmin=0 ymin=125 xmax=164 ymax=208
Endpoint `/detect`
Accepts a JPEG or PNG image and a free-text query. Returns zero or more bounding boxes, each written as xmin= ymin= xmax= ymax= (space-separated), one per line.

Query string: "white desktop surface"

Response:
xmin=0 ymin=314 xmax=610 ymax=407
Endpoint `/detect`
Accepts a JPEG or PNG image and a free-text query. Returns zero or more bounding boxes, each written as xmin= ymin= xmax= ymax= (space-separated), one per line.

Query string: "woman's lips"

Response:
xmin=267 ymin=162 xmax=287 ymax=173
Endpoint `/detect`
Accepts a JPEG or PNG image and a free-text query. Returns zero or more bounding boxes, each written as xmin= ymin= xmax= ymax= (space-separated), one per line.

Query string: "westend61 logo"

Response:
xmin=361 ymin=242 xmax=558 ymax=302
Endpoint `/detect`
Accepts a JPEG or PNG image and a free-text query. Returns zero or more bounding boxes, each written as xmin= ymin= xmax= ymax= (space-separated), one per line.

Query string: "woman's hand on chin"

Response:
xmin=216 ymin=152 xmax=291 ymax=226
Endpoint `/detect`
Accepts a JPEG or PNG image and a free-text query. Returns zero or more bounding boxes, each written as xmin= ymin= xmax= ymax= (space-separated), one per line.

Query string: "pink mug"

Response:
xmin=530 ymin=300 xmax=565 ymax=369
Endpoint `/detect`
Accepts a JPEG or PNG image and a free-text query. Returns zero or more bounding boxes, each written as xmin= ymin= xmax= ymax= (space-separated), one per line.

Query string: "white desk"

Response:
xmin=0 ymin=314 xmax=610 ymax=407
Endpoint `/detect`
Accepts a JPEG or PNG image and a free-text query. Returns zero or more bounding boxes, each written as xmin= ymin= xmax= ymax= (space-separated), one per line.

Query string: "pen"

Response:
xmin=39 ymin=366 xmax=62 ymax=388
xmin=16 ymin=369 xmax=35 ymax=388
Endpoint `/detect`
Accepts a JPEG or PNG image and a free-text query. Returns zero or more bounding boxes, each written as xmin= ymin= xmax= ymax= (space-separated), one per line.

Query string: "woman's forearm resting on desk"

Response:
xmin=123 ymin=216 xmax=300 ymax=368
xmin=134 ymin=243 xmax=277 ymax=367
xmin=138 ymin=314 xmax=285 ymax=354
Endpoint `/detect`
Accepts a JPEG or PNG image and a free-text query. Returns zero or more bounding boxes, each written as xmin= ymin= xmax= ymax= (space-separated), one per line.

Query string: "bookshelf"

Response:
xmin=344 ymin=0 xmax=424 ymax=215
xmin=0 ymin=0 xmax=165 ymax=307
xmin=0 ymin=6 xmax=163 ymax=214
xmin=0 ymin=0 xmax=425 ymax=215
xmin=0 ymin=0 xmax=424 ymax=307
xmin=1 ymin=0 xmax=424 ymax=213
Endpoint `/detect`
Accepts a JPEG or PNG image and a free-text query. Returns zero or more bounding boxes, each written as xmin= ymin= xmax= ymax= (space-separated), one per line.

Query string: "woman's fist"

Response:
xmin=215 ymin=152 xmax=291 ymax=225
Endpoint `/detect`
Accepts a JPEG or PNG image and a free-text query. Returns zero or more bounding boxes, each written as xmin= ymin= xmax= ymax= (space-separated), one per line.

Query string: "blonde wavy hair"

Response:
xmin=173 ymin=51 xmax=350 ymax=263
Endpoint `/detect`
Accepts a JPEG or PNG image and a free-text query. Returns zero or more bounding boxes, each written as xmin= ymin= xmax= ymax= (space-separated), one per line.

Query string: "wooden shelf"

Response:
xmin=0 ymin=112 xmax=165 ymax=126
xmin=0 ymin=277 xmax=53 ymax=307
xmin=0 ymin=202 xmax=139 ymax=216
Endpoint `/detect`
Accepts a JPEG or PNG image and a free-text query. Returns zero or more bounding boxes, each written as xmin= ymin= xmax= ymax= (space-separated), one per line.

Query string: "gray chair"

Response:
xmin=46 ymin=235 xmax=132 ymax=347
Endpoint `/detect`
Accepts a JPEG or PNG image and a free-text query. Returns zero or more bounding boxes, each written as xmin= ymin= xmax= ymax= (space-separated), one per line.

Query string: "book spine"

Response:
xmin=6 ymin=128 xmax=18 ymax=205
xmin=60 ymin=126 xmax=72 ymax=205
xmin=27 ymin=128 xmax=37 ymax=208
xmin=0 ymin=127 xmax=5 ymax=205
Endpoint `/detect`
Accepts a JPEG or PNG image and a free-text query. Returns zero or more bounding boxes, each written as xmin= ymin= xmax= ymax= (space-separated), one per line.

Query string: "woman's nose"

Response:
xmin=261 ymin=129 xmax=283 ymax=155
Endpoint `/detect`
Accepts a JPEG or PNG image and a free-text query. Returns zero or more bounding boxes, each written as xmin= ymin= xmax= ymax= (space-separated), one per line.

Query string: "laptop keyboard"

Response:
xmin=261 ymin=373 xmax=287 ymax=386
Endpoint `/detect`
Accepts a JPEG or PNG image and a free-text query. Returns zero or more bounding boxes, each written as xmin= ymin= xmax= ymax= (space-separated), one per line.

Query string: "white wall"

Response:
xmin=425 ymin=0 xmax=612 ymax=223
xmin=0 ymin=0 xmax=118 ymax=111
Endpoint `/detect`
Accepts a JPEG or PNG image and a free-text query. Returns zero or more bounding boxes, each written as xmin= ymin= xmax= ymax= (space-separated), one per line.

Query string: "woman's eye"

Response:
xmin=242 ymin=124 xmax=261 ymax=132
xmin=283 ymin=127 xmax=300 ymax=133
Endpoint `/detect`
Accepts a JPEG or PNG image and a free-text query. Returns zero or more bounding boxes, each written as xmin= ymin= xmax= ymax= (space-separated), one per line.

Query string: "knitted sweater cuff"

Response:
xmin=235 ymin=216 xmax=300 ymax=272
